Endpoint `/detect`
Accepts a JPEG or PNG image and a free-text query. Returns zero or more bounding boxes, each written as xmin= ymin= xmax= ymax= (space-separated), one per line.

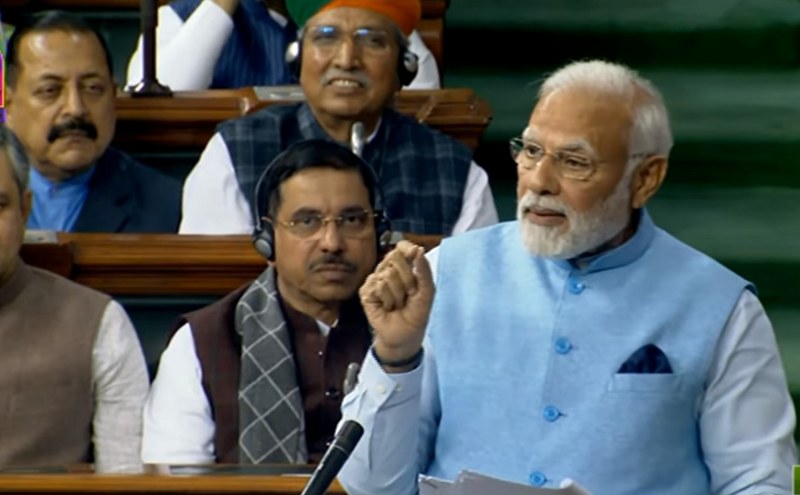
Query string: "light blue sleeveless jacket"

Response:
xmin=426 ymin=210 xmax=750 ymax=495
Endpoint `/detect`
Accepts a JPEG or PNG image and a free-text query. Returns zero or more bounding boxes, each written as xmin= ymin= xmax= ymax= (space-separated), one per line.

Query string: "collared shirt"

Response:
xmin=27 ymin=166 xmax=95 ymax=232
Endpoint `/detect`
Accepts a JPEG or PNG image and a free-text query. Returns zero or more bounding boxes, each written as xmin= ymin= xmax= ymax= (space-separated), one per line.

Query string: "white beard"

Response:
xmin=517 ymin=175 xmax=633 ymax=259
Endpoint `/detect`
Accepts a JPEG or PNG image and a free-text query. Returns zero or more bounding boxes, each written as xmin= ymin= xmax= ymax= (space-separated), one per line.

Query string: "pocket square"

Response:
xmin=618 ymin=344 xmax=673 ymax=374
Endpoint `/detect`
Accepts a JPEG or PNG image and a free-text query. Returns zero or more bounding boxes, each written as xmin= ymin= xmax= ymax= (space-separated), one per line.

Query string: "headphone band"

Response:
xmin=251 ymin=141 xmax=391 ymax=261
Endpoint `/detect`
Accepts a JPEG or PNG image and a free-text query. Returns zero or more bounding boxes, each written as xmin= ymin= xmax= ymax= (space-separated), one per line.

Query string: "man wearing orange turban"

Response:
xmin=126 ymin=0 xmax=437 ymax=90
xmin=288 ymin=0 xmax=421 ymax=36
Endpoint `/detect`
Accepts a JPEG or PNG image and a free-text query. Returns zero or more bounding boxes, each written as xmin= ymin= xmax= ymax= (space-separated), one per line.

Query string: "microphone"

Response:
xmin=300 ymin=420 xmax=364 ymax=495
xmin=128 ymin=0 xmax=172 ymax=96
xmin=349 ymin=122 xmax=365 ymax=158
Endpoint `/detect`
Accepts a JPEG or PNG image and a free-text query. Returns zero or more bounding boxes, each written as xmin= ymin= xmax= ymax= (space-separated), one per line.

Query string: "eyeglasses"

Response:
xmin=510 ymin=137 xmax=651 ymax=181
xmin=304 ymin=25 xmax=393 ymax=54
xmin=266 ymin=209 xmax=378 ymax=239
xmin=510 ymin=137 xmax=600 ymax=181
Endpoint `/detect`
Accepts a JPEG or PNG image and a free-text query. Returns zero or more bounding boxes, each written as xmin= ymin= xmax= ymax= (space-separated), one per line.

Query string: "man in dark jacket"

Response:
xmin=5 ymin=11 xmax=180 ymax=233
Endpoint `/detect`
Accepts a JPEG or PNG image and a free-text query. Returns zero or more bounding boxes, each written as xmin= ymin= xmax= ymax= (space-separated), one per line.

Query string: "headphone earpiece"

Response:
xmin=252 ymin=222 xmax=276 ymax=262
xmin=375 ymin=211 xmax=392 ymax=252
xmin=398 ymin=48 xmax=418 ymax=87
xmin=285 ymin=40 xmax=301 ymax=79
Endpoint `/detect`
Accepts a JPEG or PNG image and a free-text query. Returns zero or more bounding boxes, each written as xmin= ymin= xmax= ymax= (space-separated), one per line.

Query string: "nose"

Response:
xmin=318 ymin=219 xmax=345 ymax=253
xmin=332 ymin=37 xmax=360 ymax=70
xmin=517 ymin=155 xmax=560 ymax=197
xmin=63 ymin=85 xmax=88 ymax=118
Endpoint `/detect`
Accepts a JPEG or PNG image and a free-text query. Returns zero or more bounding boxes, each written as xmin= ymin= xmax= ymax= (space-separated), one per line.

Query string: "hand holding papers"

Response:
xmin=419 ymin=471 xmax=591 ymax=495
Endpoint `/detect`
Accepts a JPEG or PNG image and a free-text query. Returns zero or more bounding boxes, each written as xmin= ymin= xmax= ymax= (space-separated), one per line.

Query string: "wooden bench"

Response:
xmin=113 ymin=87 xmax=492 ymax=155
xmin=19 ymin=232 xmax=443 ymax=297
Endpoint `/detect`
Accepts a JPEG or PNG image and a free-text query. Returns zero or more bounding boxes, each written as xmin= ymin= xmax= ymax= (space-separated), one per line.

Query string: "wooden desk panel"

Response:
xmin=0 ymin=473 xmax=343 ymax=495
xmin=19 ymin=233 xmax=442 ymax=297
xmin=36 ymin=234 xmax=265 ymax=296
xmin=113 ymin=89 xmax=257 ymax=152
xmin=114 ymin=88 xmax=492 ymax=153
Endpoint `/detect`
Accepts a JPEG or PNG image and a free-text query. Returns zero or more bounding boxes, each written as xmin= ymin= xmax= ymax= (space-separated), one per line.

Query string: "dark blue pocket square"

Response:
xmin=618 ymin=344 xmax=673 ymax=374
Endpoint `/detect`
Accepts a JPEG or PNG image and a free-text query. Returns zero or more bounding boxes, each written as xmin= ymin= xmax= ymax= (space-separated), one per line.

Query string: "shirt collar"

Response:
xmin=29 ymin=165 xmax=96 ymax=196
xmin=279 ymin=289 xmax=367 ymax=338
xmin=548 ymin=208 xmax=656 ymax=274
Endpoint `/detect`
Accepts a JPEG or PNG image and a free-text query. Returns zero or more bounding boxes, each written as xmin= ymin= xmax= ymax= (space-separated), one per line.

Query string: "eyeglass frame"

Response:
xmin=263 ymin=208 xmax=380 ymax=239
xmin=509 ymin=136 xmax=650 ymax=181
xmin=302 ymin=24 xmax=397 ymax=55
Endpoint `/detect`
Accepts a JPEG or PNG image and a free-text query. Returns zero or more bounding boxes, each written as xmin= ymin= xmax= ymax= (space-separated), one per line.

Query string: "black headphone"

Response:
xmin=252 ymin=140 xmax=391 ymax=261
xmin=285 ymin=31 xmax=419 ymax=87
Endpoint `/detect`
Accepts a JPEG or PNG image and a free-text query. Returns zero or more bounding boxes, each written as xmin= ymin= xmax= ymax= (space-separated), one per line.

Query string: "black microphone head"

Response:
xmin=335 ymin=420 xmax=364 ymax=454
xmin=300 ymin=420 xmax=364 ymax=495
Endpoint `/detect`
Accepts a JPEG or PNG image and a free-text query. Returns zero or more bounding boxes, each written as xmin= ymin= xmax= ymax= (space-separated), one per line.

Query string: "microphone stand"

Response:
xmin=128 ymin=0 xmax=172 ymax=97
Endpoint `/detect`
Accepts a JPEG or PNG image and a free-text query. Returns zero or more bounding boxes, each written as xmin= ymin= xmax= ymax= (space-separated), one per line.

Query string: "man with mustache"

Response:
xmin=4 ymin=11 xmax=181 ymax=233
xmin=125 ymin=0 xmax=440 ymax=90
xmin=179 ymin=0 xmax=498 ymax=238
xmin=338 ymin=60 xmax=796 ymax=494
xmin=143 ymin=140 xmax=383 ymax=464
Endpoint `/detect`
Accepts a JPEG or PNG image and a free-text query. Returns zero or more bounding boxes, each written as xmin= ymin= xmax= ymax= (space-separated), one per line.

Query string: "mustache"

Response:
xmin=518 ymin=191 xmax=568 ymax=215
xmin=321 ymin=69 xmax=371 ymax=87
xmin=47 ymin=118 xmax=98 ymax=143
xmin=308 ymin=254 xmax=357 ymax=272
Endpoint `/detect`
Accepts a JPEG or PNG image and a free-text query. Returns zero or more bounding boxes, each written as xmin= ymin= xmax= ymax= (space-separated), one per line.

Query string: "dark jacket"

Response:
xmin=73 ymin=147 xmax=181 ymax=233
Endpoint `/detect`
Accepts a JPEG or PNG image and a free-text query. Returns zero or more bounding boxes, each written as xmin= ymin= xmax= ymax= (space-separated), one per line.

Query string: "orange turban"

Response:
xmin=288 ymin=0 xmax=422 ymax=36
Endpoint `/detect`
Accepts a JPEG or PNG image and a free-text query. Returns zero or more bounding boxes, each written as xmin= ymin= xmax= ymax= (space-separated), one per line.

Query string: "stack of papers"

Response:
xmin=419 ymin=471 xmax=591 ymax=495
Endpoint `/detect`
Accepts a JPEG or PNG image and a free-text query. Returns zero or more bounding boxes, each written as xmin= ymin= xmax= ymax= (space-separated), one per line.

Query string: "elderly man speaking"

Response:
xmin=339 ymin=60 xmax=796 ymax=495
xmin=179 ymin=0 xmax=497 ymax=237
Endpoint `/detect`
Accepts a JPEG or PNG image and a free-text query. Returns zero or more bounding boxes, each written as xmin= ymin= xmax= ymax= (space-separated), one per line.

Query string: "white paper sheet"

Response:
xmin=418 ymin=470 xmax=591 ymax=495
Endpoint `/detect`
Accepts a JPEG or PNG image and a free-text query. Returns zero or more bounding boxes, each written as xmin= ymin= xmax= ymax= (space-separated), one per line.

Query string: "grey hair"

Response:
xmin=539 ymin=60 xmax=674 ymax=165
xmin=0 ymin=126 xmax=31 ymax=195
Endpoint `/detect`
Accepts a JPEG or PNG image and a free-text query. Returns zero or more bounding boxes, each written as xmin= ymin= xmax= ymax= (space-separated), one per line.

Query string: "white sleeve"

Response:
xmin=339 ymin=252 xmax=441 ymax=494
xmin=405 ymin=30 xmax=440 ymax=90
xmin=179 ymin=132 xmax=254 ymax=234
xmin=126 ymin=2 xmax=234 ymax=91
xmin=701 ymin=290 xmax=796 ymax=495
xmin=450 ymin=161 xmax=499 ymax=235
xmin=338 ymin=343 xmax=439 ymax=495
xmin=141 ymin=323 xmax=217 ymax=464
xmin=92 ymin=300 xmax=150 ymax=474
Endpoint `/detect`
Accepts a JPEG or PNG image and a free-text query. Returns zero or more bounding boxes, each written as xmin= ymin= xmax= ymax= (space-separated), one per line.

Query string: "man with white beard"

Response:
xmin=336 ymin=60 xmax=796 ymax=495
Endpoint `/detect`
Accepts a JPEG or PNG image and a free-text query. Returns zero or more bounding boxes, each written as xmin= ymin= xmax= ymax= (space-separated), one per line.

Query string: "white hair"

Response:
xmin=517 ymin=162 xmax=636 ymax=259
xmin=539 ymin=60 xmax=674 ymax=167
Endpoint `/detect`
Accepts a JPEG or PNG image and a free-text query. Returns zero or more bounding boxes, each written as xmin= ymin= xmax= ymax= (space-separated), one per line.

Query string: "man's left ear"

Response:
xmin=630 ymin=155 xmax=668 ymax=209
